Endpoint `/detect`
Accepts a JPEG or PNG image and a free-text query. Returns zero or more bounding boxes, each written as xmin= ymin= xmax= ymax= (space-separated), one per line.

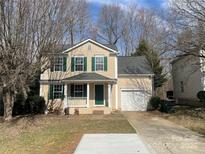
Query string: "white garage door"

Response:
xmin=121 ymin=90 xmax=147 ymax=111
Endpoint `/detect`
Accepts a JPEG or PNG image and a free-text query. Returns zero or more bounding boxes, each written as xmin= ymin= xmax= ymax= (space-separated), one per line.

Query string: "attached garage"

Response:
xmin=121 ymin=89 xmax=147 ymax=111
xmin=117 ymin=56 xmax=154 ymax=111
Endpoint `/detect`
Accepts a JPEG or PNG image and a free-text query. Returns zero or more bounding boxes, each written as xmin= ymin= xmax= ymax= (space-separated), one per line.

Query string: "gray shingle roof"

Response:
xmin=63 ymin=73 xmax=116 ymax=81
xmin=118 ymin=56 xmax=153 ymax=74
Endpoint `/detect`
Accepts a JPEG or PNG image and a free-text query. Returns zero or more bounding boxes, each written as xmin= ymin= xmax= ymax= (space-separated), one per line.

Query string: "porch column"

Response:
xmin=108 ymin=84 xmax=111 ymax=108
xmin=39 ymin=84 xmax=43 ymax=97
xmin=63 ymin=84 xmax=67 ymax=109
xmin=87 ymin=83 xmax=89 ymax=108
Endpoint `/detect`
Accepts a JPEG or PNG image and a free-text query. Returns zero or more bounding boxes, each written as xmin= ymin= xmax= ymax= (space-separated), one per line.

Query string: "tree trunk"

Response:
xmin=70 ymin=29 xmax=74 ymax=46
xmin=3 ymin=87 xmax=14 ymax=121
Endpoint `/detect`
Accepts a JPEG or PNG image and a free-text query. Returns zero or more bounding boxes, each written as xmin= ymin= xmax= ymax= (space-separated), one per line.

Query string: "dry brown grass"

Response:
xmin=157 ymin=106 xmax=205 ymax=136
xmin=0 ymin=113 xmax=135 ymax=154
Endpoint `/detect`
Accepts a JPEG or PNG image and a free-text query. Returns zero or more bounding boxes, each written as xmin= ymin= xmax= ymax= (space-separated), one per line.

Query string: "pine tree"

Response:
xmin=132 ymin=39 xmax=167 ymax=89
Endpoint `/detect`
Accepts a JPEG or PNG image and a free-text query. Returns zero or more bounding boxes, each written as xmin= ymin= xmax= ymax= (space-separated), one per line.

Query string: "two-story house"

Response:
xmin=40 ymin=39 xmax=153 ymax=114
xmin=172 ymin=52 xmax=205 ymax=105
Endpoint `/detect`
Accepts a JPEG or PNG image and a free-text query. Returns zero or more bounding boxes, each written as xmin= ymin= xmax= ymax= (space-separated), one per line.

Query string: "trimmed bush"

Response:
xmin=149 ymin=96 xmax=161 ymax=110
xmin=197 ymin=91 xmax=205 ymax=102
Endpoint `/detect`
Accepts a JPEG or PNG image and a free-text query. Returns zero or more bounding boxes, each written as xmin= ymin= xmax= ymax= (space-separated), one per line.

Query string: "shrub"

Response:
xmin=159 ymin=100 xmax=175 ymax=113
xmin=149 ymin=96 xmax=161 ymax=110
xmin=13 ymin=93 xmax=26 ymax=115
xmin=197 ymin=91 xmax=205 ymax=102
xmin=0 ymin=98 xmax=3 ymax=116
xmin=26 ymin=95 xmax=46 ymax=114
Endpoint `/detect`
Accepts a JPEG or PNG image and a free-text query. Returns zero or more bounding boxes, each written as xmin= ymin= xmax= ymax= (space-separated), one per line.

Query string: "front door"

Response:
xmin=95 ymin=85 xmax=104 ymax=105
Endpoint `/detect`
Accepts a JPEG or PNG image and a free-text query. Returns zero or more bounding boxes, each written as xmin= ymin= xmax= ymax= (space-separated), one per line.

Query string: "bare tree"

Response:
xmin=97 ymin=3 xmax=125 ymax=45
xmin=66 ymin=0 xmax=90 ymax=45
xmin=121 ymin=4 xmax=139 ymax=55
xmin=0 ymin=0 xmax=81 ymax=121
xmin=121 ymin=7 xmax=170 ymax=56
xmin=168 ymin=0 xmax=205 ymax=58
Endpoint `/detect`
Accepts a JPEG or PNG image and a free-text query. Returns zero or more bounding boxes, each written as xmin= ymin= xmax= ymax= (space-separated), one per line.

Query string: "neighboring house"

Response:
xmin=40 ymin=39 xmax=153 ymax=114
xmin=172 ymin=53 xmax=205 ymax=104
xmin=157 ymin=57 xmax=173 ymax=99
xmin=156 ymin=78 xmax=173 ymax=99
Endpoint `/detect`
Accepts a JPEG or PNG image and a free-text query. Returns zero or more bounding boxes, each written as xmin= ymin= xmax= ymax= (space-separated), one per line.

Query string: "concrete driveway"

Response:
xmin=123 ymin=112 xmax=205 ymax=154
xmin=74 ymin=134 xmax=151 ymax=154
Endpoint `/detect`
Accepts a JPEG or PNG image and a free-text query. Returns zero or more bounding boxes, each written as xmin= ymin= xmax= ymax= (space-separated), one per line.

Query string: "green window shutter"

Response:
xmin=84 ymin=57 xmax=87 ymax=71
xmin=49 ymin=84 xmax=53 ymax=100
xmin=104 ymin=56 xmax=107 ymax=71
xmin=71 ymin=57 xmax=75 ymax=72
xmin=50 ymin=58 xmax=54 ymax=72
xmin=50 ymin=66 xmax=54 ymax=72
xmin=63 ymin=57 xmax=67 ymax=72
xmin=92 ymin=57 xmax=95 ymax=71
xmin=83 ymin=84 xmax=87 ymax=97
xmin=71 ymin=84 xmax=74 ymax=97
xmin=61 ymin=85 xmax=64 ymax=100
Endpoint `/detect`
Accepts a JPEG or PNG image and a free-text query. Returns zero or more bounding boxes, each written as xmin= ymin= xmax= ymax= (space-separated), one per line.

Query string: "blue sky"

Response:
xmin=87 ymin=0 xmax=168 ymax=21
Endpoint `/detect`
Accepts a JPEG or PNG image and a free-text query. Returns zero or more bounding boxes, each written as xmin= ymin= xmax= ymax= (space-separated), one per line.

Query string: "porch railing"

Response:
xmin=66 ymin=97 xmax=87 ymax=107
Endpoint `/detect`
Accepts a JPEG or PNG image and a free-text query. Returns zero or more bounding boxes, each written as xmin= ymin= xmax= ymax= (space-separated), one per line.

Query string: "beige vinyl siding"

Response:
xmin=40 ymin=42 xmax=117 ymax=81
xmin=117 ymin=76 xmax=153 ymax=110
xmin=172 ymin=55 xmax=203 ymax=100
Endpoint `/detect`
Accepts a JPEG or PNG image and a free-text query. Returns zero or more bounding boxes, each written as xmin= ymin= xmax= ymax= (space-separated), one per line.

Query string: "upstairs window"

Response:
xmin=75 ymin=57 xmax=84 ymax=71
xmin=54 ymin=57 xmax=63 ymax=71
xmin=71 ymin=56 xmax=87 ymax=72
xmin=92 ymin=56 xmax=107 ymax=71
xmin=95 ymin=57 xmax=104 ymax=71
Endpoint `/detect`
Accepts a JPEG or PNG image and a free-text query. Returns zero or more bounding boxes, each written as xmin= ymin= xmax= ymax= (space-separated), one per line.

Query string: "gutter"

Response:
xmin=40 ymin=79 xmax=117 ymax=84
xmin=118 ymin=74 xmax=154 ymax=77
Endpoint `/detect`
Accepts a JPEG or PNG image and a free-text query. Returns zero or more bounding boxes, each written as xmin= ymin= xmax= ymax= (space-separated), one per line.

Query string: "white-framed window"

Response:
xmin=53 ymin=85 xmax=63 ymax=99
xmin=75 ymin=57 xmax=84 ymax=71
xmin=54 ymin=57 xmax=63 ymax=71
xmin=71 ymin=84 xmax=86 ymax=97
xmin=74 ymin=85 xmax=84 ymax=97
xmin=95 ymin=56 xmax=104 ymax=71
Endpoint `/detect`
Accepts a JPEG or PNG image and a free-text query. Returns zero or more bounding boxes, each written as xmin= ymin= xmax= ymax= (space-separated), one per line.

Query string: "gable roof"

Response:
xmin=118 ymin=56 xmax=153 ymax=75
xmin=63 ymin=73 xmax=116 ymax=82
xmin=62 ymin=39 xmax=118 ymax=53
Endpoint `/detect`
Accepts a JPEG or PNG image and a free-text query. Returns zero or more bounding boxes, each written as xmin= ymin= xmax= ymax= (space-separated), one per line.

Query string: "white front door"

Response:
xmin=121 ymin=90 xmax=146 ymax=111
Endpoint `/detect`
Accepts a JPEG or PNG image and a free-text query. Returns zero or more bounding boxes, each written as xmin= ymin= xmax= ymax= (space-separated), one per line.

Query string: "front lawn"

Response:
xmin=158 ymin=106 xmax=205 ymax=135
xmin=0 ymin=113 xmax=135 ymax=154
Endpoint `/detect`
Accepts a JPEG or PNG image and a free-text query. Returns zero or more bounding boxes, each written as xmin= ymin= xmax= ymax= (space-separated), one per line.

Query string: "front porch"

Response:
xmin=61 ymin=73 xmax=117 ymax=114
xmin=63 ymin=82 xmax=114 ymax=114
xmin=42 ymin=73 xmax=117 ymax=114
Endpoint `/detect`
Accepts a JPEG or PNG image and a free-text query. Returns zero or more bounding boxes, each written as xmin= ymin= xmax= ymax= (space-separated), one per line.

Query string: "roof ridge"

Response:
xmin=118 ymin=56 xmax=145 ymax=57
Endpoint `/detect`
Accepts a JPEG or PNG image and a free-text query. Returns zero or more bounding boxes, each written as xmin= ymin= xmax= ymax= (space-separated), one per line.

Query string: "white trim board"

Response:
xmin=115 ymin=84 xmax=118 ymax=110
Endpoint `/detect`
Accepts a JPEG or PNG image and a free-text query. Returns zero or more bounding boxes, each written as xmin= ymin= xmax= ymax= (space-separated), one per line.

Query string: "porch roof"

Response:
xmin=63 ymin=73 xmax=116 ymax=83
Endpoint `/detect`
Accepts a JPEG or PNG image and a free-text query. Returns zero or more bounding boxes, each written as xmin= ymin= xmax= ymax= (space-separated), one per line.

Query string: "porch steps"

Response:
xmin=93 ymin=110 xmax=104 ymax=115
